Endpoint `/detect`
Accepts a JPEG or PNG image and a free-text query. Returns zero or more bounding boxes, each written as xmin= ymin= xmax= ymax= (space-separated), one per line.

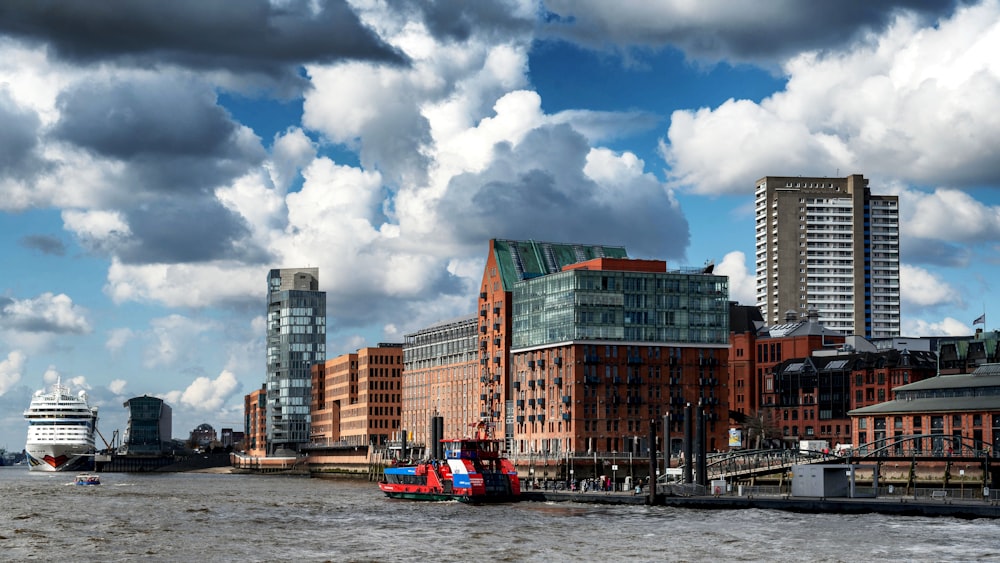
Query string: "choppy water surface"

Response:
xmin=2 ymin=466 xmax=998 ymax=562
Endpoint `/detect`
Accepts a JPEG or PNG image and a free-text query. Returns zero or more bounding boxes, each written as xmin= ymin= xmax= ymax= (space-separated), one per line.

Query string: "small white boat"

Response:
xmin=75 ymin=473 xmax=101 ymax=486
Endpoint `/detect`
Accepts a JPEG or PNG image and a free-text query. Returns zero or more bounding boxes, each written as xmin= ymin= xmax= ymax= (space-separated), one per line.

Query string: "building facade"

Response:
xmin=121 ymin=395 xmax=172 ymax=455
xmin=477 ymin=239 xmax=629 ymax=449
xmin=728 ymin=308 xmax=846 ymax=420
xmin=244 ymin=385 xmax=266 ymax=455
xmin=265 ymin=267 xmax=326 ymax=454
xmin=766 ymin=348 xmax=937 ymax=447
xmin=754 ymin=174 xmax=900 ymax=339
xmin=937 ymin=330 xmax=1000 ymax=375
xmin=509 ymin=256 xmax=731 ymax=457
xmin=401 ymin=316 xmax=480 ymax=447
xmin=849 ymin=363 xmax=1000 ymax=454
xmin=309 ymin=344 xmax=403 ymax=448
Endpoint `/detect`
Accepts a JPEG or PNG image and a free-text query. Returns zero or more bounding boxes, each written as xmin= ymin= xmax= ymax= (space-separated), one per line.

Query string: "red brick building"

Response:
xmin=766 ymin=347 xmax=937 ymax=447
xmin=850 ymin=363 xmax=1000 ymax=454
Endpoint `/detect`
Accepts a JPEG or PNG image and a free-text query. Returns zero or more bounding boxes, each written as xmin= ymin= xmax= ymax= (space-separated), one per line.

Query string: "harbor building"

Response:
xmin=121 ymin=395 xmax=172 ymax=455
xmin=337 ymin=344 xmax=403 ymax=447
xmin=401 ymin=315 xmax=480 ymax=447
xmin=849 ymin=363 xmax=1000 ymax=454
xmin=265 ymin=267 xmax=326 ymax=455
xmin=509 ymin=255 xmax=731 ymax=459
xmin=754 ymin=174 xmax=900 ymax=339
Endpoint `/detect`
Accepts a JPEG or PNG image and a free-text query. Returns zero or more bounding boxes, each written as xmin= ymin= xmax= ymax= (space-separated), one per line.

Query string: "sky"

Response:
xmin=2 ymin=0 xmax=1000 ymax=450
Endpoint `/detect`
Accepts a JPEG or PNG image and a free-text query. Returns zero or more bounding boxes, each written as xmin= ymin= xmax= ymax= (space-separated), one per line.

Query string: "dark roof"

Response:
xmin=849 ymin=395 xmax=1000 ymax=415
xmin=729 ymin=302 xmax=764 ymax=334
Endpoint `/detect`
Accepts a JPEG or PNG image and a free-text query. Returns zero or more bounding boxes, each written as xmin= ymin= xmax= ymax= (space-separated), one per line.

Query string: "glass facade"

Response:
xmin=266 ymin=268 xmax=326 ymax=454
xmin=122 ymin=395 xmax=172 ymax=455
xmin=511 ymin=269 xmax=729 ymax=349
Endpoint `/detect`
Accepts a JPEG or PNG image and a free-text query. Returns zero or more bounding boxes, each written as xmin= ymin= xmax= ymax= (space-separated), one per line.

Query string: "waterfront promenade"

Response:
xmin=523 ymin=487 xmax=1000 ymax=519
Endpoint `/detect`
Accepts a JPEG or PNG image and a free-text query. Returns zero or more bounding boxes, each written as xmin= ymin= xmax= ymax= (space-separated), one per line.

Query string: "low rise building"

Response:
xmin=849 ymin=363 xmax=1000 ymax=454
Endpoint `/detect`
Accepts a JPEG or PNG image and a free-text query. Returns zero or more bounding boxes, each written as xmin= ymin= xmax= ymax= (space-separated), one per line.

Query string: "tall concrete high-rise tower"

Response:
xmin=265 ymin=267 xmax=326 ymax=454
xmin=754 ymin=174 xmax=899 ymax=338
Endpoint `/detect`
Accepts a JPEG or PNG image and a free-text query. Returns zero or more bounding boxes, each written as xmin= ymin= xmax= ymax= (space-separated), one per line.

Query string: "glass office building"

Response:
xmin=512 ymin=266 xmax=730 ymax=349
xmin=266 ymin=268 xmax=326 ymax=454
xmin=122 ymin=395 xmax=172 ymax=455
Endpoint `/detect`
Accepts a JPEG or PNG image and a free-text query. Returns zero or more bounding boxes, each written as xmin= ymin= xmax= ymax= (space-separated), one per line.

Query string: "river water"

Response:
xmin=1 ymin=466 xmax=998 ymax=562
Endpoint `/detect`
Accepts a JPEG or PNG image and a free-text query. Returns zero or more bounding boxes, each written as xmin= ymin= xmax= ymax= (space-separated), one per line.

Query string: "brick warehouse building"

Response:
xmin=396 ymin=239 xmax=730 ymax=479
xmin=766 ymin=347 xmax=937 ymax=447
xmin=507 ymin=254 xmax=731 ymax=463
xmin=401 ymin=315 xmax=480 ymax=446
xmin=728 ymin=308 xmax=846 ymax=421
xmin=849 ymin=363 xmax=1000 ymax=455
xmin=474 ymin=239 xmax=630 ymax=449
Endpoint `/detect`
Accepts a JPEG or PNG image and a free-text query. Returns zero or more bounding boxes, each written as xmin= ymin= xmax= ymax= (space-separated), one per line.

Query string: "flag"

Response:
xmin=973 ymin=313 xmax=986 ymax=325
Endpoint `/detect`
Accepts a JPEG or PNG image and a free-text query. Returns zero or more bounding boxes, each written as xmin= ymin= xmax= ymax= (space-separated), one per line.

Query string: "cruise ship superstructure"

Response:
xmin=24 ymin=380 xmax=99 ymax=472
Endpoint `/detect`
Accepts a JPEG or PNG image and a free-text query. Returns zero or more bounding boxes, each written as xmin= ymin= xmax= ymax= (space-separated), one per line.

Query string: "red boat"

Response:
xmin=379 ymin=438 xmax=520 ymax=503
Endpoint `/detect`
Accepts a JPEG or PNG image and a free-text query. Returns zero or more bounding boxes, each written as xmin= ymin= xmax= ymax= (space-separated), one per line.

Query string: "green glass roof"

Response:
xmin=492 ymin=239 xmax=628 ymax=291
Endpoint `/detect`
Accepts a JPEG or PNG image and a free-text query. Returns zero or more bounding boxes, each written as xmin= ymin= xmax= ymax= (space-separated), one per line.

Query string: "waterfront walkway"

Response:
xmin=523 ymin=487 xmax=1000 ymax=519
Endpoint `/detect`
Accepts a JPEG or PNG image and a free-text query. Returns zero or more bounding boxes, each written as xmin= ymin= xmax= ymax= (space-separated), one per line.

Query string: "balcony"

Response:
xmin=553 ymin=376 xmax=562 ymax=387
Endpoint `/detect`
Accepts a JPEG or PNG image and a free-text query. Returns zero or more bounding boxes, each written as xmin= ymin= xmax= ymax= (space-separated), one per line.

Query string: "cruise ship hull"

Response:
xmin=25 ymin=443 xmax=93 ymax=472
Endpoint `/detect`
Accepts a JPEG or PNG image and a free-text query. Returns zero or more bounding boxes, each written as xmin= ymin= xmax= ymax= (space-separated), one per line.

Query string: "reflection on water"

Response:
xmin=1 ymin=467 xmax=998 ymax=562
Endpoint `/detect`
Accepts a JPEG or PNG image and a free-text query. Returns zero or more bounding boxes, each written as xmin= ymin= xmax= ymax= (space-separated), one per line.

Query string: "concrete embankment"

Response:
xmin=523 ymin=490 xmax=1000 ymax=519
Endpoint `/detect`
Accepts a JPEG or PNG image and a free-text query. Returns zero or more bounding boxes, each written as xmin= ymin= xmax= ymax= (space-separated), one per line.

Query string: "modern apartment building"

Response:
xmin=754 ymin=174 xmax=900 ymax=339
xmin=265 ymin=267 xmax=326 ymax=454
xmin=307 ymin=344 xmax=403 ymax=447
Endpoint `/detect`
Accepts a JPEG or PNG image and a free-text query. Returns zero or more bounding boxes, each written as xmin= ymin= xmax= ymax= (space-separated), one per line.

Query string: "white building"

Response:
xmin=754 ymin=174 xmax=899 ymax=339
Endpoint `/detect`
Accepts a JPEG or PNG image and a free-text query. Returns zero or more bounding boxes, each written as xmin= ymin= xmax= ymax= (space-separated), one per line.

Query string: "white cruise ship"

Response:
xmin=24 ymin=380 xmax=99 ymax=472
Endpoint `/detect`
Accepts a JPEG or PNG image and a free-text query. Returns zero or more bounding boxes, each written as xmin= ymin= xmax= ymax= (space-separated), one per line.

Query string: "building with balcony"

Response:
xmin=308 ymin=343 xmax=403 ymax=448
xmin=754 ymin=174 xmax=899 ymax=338
xmin=509 ymin=256 xmax=730 ymax=458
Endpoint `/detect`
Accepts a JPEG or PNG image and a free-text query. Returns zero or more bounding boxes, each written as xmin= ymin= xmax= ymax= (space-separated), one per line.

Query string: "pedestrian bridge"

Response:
xmin=662 ymin=434 xmax=997 ymax=483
